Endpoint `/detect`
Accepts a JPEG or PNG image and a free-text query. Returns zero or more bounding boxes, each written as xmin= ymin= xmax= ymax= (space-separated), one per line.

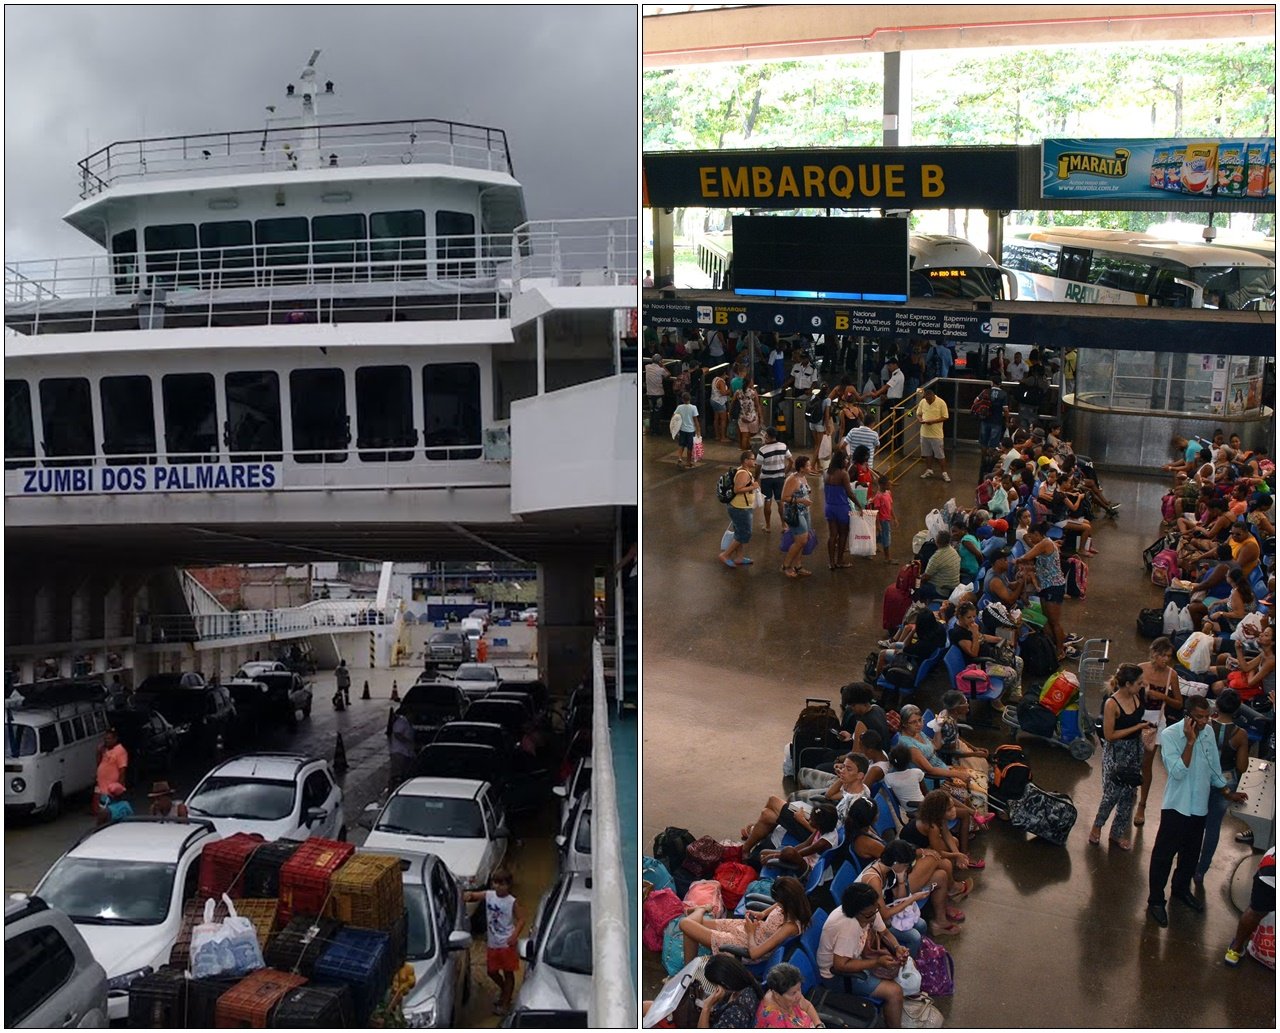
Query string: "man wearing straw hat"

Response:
xmin=147 ymin=780 xmax=188 ymax=819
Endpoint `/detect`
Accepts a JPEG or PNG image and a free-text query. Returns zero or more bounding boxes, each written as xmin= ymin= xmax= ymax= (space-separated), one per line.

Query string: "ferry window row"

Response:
xmin=4 ymin=363 xmax=481 ymax=469
xmin=110 ymin=209 xmax=478 ymax=288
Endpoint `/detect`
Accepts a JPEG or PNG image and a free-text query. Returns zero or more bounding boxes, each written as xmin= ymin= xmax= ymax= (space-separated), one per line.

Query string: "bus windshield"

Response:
xmin=1192 ymin=265 xmax=1276 ymax=310
xmin=917 ymin=267 xmax=1005 ymax=301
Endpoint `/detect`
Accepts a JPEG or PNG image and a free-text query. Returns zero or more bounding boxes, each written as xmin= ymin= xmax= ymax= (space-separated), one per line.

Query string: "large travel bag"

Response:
xmin=1008 ymin=782 xmax=1077 ymax=846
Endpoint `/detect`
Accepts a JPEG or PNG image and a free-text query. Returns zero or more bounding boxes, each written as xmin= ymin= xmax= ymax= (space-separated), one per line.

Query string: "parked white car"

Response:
xmin=185 ymin=754 xmax=344 ymax=841
xmin=450 ymin=663 xmax=502 ymax=700
xmin=362 ymin=778 xmax=508 ymax=911
xmin=234 ymin=660 xmax=289 ymax=679
xmin=512 ymin=870 xmax=592 ymax=1019
xmin=31 ymin=818 xmax=221 ymax=1021
xmin=5 ymin=896 xmax=108 ymax=1028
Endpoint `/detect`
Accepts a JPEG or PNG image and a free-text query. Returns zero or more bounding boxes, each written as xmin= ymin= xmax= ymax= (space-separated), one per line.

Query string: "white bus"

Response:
xmin=1002 ymin=227 xmax=1275 ymax=310
xmin=695 ymin=230 xmax=1015 ymax=299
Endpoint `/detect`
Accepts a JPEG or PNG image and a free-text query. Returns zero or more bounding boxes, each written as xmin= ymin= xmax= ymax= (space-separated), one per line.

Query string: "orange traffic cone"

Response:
xmin=362 ymin=681 xmax=371 ymax=700
xmin=334 ymin=733 xmax=348 ymax=773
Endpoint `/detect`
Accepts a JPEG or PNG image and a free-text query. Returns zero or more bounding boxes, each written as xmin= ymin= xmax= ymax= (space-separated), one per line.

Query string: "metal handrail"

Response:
xmin=148 ymin=600 xmax=397 ymax=644
xmin=589 ymin=636 xmax=636 ymax=1028
xmin=5 ymin=234 xmax=510 ymax=303
xmin=512 ymin=218 xmax=638 ymax=289
xmin=77 ymin=118 xmax=514 ymax=197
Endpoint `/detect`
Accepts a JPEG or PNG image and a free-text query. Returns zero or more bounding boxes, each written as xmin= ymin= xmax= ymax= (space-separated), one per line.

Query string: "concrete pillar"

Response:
xmin=987 ymin=211 xmax=1005 ymax=272
xmin=882 ymin=51 xmax=913 ymax=147
xmin=536 ymin=316 xmax=546 ymax=396
xmin=536 ymin=555 xmax=598 ymax=695
xmin=650 ymin=208 xmax=675 ymax=288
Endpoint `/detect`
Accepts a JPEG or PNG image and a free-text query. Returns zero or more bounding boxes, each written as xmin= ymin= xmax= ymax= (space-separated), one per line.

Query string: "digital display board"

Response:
xmin=731 ymin=215 xmax=909 ymax=302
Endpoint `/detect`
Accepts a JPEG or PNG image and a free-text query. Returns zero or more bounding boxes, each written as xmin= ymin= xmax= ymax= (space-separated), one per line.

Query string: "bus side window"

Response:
xmin=38 ymin=726 xmax=58 ymax=754
xmin=94 ymin=711 xmax=108 ymax=733
xmin=1059 ymin=248 xmax=1091 ymax=283
xmin=70 ymin=716 xmax=86 ymax=741
xmin=59 ymin=721 xmax=73 ymax=744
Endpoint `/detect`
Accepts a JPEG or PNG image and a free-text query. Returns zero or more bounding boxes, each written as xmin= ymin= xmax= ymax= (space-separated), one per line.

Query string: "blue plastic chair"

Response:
xmin=873 ymin=792 xmax=901 ymax=838
xmin=798 ymin=907 xmax=827 ymax=964
xmin=791 ymin=945 xmax=821 ymax=993
xmin=942 ymin=645 xmax=1004 ymax=700
xmin=805 ymin=854 xmax=829 ymax=892
xmin=828 ymin=860 xmax=860 ymax=904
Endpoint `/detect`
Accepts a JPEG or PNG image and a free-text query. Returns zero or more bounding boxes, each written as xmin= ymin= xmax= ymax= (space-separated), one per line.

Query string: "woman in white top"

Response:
xmin=883 ymin=744 xmax=926 ymax=807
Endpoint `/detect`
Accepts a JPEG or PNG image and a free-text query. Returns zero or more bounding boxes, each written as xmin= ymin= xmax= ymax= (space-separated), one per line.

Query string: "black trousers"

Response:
xmin=1147 ymin=808 xmax=1207 ymax=906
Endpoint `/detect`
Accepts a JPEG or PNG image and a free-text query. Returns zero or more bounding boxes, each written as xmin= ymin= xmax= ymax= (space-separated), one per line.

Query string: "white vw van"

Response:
xmin=4 ymin=692 xmax=111 ymax=820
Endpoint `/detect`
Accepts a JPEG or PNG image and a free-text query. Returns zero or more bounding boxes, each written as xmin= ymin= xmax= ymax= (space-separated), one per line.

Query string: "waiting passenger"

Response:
xmin=678 ymin=875 xmax=811 ymax=967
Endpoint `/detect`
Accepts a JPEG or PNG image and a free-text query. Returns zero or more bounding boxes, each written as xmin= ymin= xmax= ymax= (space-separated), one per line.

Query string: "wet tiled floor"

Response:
xmin=641 ymin=431 xmax=1275 ymax=1027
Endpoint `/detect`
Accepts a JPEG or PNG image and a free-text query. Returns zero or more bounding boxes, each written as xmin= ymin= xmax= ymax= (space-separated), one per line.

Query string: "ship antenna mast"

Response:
xmin=280 ymin=49 xmax=334 ymax=169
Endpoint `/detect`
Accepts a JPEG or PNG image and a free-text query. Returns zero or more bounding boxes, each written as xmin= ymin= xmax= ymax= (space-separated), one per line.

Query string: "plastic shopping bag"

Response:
xmin=190 ymin=895 xmax=265 ymax=978
xmin=669 ymin=412 xmax=682 ymax=439
xmin=1176 ymin=632 xmax=1214 ymax=673
xmin=692 ymin=436 xmax=705 ymax=463
xmin=849 ymin=509 xmax=877 ymax=558
xmin=721 ymin=526 xmax=735 ymax=552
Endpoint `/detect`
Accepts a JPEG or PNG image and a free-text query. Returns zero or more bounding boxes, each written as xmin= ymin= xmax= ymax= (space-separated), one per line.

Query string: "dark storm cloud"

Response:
xmin=3 ymin=5 xmax=638 ymax=259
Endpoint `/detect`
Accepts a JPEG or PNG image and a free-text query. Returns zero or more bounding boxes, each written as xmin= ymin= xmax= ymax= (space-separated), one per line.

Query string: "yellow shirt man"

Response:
xmin=916 ymin=395 xmax=949 ymax=440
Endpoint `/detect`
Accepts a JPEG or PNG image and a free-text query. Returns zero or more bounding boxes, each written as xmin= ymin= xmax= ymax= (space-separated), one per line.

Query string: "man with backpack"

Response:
xmin=973 ymin=373 xmax=1010 ymax=449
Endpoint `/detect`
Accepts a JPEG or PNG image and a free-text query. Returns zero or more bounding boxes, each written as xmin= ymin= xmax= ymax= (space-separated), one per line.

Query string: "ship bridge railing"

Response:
xmin=5 ymin=234 xmax=517 ymax=332
xmin=77 ymin=119 xmax=514 ymax=198
xmin=512 ymin=218 xmax=637 ymax=290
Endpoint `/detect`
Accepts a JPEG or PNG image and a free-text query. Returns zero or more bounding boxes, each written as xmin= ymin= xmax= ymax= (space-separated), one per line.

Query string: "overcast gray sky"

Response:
xmin=3 ymin=5 xmax=638 ymax=259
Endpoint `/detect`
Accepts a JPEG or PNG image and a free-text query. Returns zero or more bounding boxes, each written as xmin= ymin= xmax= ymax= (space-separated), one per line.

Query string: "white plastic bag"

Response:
xmin=753 ymin=487 xmax=765 ymax=509
xmin=1233 ymin=612 xmax=1265 ymax=646
xmin=1176 ymin=632 xmax=1214 ymax=673
xmin=720 ymin=526 xmax=735 ymax=552
xmin=949 ymin=582 xmax=975 ymax=605
xmin=849 ymin=509 xmax=878 ymax=558
xmin=895 ymin=954 xmax=922 ymax=997
xmin=925 ymin=508 xmax=947 ymax=539
xmin=669 ymin=411 xmax=682 ymax=439
xmin=1175 ymin=606 xmax=1195 ymax=633
xmin=190 ymin=895 xmax=264 ymax=979
xmin=1163 ymin=602 xmax=1182 ymax=635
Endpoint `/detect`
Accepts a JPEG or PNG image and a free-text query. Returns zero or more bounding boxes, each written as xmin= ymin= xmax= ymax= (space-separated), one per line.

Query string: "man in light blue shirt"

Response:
xmin=1147 ymin=696 xmax=1247 ymax=926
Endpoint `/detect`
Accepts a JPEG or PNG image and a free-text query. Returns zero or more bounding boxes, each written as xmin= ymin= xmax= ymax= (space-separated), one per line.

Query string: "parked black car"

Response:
xmin=133 ymin=674 xmax=236 ymax=754
xmin=104 ymin=704 xmax=180 ymax=777
xmin=401 ymin=680 xmax=470 ymax=745
xmin=226 ymin=672 xmax=312 ymax=733
xmin=425 ymin=630 xmax=471 ymax=669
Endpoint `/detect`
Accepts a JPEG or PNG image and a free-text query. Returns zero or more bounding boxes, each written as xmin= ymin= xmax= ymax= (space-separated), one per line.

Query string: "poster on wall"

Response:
xmin=1041 ymin=137 xmax=1276 ymax=200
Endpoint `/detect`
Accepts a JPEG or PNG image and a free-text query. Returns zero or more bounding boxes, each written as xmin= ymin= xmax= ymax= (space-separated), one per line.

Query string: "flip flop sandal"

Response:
xmin=948 ymin=879 xmax=973 ymax=899
xmin=785 ymin=568 xmax=800 ymax=579
xmin=945 ymin=906 xmax=966 ymax=922
xmin=930 ymin=922 xmax=962 ymax=937
xmin=796 ymin=568 xmax=813 ymax=577
xmin=720 ymin=557 xmax=736 ymax=569
xmin=736 ymin=557 xmax=754 ymax=566
xmin=1109 ymin=837 xmax=1133 ymax=851
xmin=964 ymin=857 xmax=986 ymax=870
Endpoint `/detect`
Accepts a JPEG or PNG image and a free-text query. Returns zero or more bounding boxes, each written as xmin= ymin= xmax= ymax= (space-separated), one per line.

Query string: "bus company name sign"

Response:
xmin=21 ymin=462 xmax=279 ymax=496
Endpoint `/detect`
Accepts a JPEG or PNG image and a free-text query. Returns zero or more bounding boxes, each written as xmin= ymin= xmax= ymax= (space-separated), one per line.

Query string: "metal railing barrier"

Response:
xmin=590 ymin=636 xmax=636 ymax=1028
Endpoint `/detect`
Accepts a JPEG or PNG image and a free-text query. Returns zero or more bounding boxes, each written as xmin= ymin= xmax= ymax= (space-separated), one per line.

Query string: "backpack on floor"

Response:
xmin=1137 ymin=607 xmax=1164 ymax=639
xmin=643 ymin=888 xmax=685 ymax=952
xmin=915 ymin=937 xmax=955 ymax=997
xmin=792 ymin=698 xmax=840 ymax=770
xmin=808 ymin=989 xmax=886 ymax=1029
xmin=1016 ymin=694 xmax=1060 ymax=738
xmin=713 ymin=861 xmax=758 ymax=912
xmin=1065 ymin=556 xmax=1088 ymax=599
xmin=681 ymin=837 xmax=725 ymax=878
xmin=1008 ymin=782 xmax=1077 ymax=846
xmin=1161 ymin=491 xmax=1180 ymax=523
xmin=683 ymin=879 xmax=725 ymax=917
xmin=662 ymin=916 xmax=709 ymax=975
xmin=988 ymin=743 xmax=1031 ymax=809
xmin=1142 ymin=534 xmax=1174 ymax=573
xmin=643 ymin=855 xmax=675 ymax=894
xmin=1151 ymin=549 xmax=1179 ymax=588
xmin=653 ymin=827 xmax=696 ymax=874
xmin=864 ymin=651 xmax=881 ymax=683
xmin=716 ymin=469 xmax=737 ymax=504
xmin=1020 ymin=630 xmax=1058 ymax=680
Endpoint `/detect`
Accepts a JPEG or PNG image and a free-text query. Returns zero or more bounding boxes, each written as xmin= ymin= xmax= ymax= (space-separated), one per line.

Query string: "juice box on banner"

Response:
xmin=1180 ymin=143 xmax=1218 ymax=196
xmin=1164 ymin=146 xmax=1187 ymax=191
xmin=1148 ymin=149 xmax=1169 ymax=189
xmin=1245 ymin=141 xmax=1271 ymax=197
xmin=1215 ymin=142 xmax=1248 ymax=197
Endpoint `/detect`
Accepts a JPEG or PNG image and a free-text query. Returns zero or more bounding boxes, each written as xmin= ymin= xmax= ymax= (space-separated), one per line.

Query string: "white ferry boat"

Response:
xmin=4 ymin=54 xmax=637 ymax=1027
